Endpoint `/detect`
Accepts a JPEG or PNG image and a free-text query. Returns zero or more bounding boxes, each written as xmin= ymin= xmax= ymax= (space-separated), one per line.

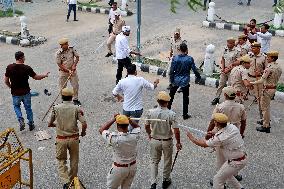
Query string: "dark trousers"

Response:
xmin=168 ymin=84 xmax=190 ymax=116
xmin=274 ymin=0 xmax=277 ymax=4
xmin=108 ymin=22 xmax=113 ymax=34
xmin=67 ymin=4 xmax=77 ymax=20
xmin=116 ymin=57 xmax=132 ymax=84
xmin=204 ymin=0 xmax=211 ymax=6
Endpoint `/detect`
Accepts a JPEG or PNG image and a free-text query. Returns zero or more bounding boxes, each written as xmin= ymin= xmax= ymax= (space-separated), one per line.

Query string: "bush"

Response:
xmin=0 ymin=8 xmax=23 ymax=18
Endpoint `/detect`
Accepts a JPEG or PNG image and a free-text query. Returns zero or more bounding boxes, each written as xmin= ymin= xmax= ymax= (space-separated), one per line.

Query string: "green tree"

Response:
xmin=274 ymin=0 xmax=284 ymax=13
xmin=170 ymin=0 xmax=203 ymax=13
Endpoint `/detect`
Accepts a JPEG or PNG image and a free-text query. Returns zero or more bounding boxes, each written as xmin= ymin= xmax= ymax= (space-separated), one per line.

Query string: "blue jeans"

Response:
xmin=123 ymin=109 xmax=143 ymax=131
xmin=12 ymin=93 xmax=33 ymax=125
xmin=67 ymin=4 xmax=77 ymax=20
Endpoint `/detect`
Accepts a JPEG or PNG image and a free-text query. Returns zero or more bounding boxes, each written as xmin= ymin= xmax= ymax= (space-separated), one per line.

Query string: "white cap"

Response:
xmin=122 ymin=26 xmax=131 ymax=32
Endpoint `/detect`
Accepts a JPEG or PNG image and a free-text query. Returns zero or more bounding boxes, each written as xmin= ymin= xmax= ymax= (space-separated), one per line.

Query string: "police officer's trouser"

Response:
xmin=216 ymin=72 xmax=230 ymax=98
xmin=150 ymin=138 xmax=173 ymax=184
xmin=107 ymin=33 xmax=116 ymax=53
xmin=59 ymin=72 xmax=79 ymax=100
xmin=213 ymin=158 xmax=247 ymax=189
xmin=56 ymin=138 xmax=79 ymax=184
xmin=248 ymin=76 xmax=263 ymax=102
xmin=107 ymin=163 xmax=137 ymax=189
xmin=260 ymin=89 xmax=275 ymax=128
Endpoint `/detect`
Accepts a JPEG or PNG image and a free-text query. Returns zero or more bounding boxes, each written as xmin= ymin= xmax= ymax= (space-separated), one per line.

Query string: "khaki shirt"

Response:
xmin=248 ymin=52 xmax=267 ymax=77
xmin=145 ymin=106 xmax=178 ymax=139
xmin=261 ymin=62 xmax=282 ymax=87
xmin=236 ymin=43 xmax=250 ymax=56
xmin=112 ymin=18 xmax=125 ymax=35
xmin=50 ymin=101 xmax=86 ymax=136
xmin=229 ymin=65 xmax=249 ymax=93
xmin=223 ymin=47 xmax=241 ymax=67
xmin=102 ymin=128 xmax=140 ymax=164
xmin=56 ymin=47 xmax=79 ymax=73
xmin=213 ymin=100 xmax=246 ymax=129
xmin=171 ymin=38 xmax=183 ymax=57
xmin=206 ymin=124 xmax=245 ymax=160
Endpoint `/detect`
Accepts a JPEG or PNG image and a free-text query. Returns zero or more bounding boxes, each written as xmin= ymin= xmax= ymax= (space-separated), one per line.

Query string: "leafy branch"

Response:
xmin=170 ymin=0 xmax=203 ymax=13
xmin=274 ymin=0 xmax=284 ymax=13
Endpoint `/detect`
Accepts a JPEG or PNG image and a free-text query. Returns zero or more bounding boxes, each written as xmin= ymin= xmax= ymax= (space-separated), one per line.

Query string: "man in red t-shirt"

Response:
xmin=243 ymin=19 xmax=260 ymax=44
xmin=4 ymin=51 xmax=49 ymax=131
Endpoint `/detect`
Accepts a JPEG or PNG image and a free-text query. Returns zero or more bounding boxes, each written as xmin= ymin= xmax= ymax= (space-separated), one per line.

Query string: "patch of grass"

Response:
xmin=277 ymin=83 xmax=284 ymax=92
xmin=142 ymin=57 xmax=169 ymax=69
xmin=78 ymin=2 xmax=98 ymax=8
xmin=0 ymin=8 xmax=23 ymax=18
xmin=269 ymin=24 xmax=284 ymax=30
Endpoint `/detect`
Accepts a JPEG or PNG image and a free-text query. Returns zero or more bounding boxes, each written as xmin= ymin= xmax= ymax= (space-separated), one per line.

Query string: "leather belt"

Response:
xmin=114 ymin=160 xmax=136 ymax=167
xmin=152 ymin=138 xmax=172 ymax=141
xmin=248 ymin=73 xmax=261 ymax=78
xmin=264 ymin=86 xmax=276 ymax=89
xmin=56 ymin=134 xmax=79 ymax=139
xmin=231 ymin=155 xmax=246 ymax=162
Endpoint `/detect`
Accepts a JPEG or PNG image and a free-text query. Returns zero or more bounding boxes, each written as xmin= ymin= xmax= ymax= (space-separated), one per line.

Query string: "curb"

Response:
xmin=202 ymin=21 xmax=284 ymax=37
xmin=133 ymin=62 xmax=284 ymax=103
xmin=0 ymin=35 xmax=20 ymax=45
xmin=77 ymin=6 xmax=110 ymax=15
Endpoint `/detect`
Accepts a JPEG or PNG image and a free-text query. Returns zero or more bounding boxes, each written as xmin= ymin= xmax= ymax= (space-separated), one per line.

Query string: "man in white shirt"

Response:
xmin=112 ymin=64 xmax=159 ymax=124
xmin=115 ymin=25 xmax=141 ymax=84
xmin=67 ymin=0 xmax=78 ymax=22
xmin=248 ymin=24 xmax=272 ymax=54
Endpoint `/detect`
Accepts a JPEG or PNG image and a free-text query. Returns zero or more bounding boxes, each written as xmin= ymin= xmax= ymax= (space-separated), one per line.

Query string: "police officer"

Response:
xmin=99 ymin=114 xmax=140 ymax=189
xmin=251 ymin=51 xmax=282 ymax=133
xmin=211 ymin=38 xmax=241 ymax=105
xmin=48 ymin=88 xmax=87 ymax=189
xmin=236 ymin=34 xmax=250 ymax=56
xmin=145 ymin=91 xmax=182 ymax=189
xmin=229 ymin=55 xmax=253 ymax=102
xmin=187 ymin=113 xmax=247 ymax=189
xmin=248 ymin=42 xmax=267 ymax=103
xmin=56 ymin=38 xmax=81 ymax=105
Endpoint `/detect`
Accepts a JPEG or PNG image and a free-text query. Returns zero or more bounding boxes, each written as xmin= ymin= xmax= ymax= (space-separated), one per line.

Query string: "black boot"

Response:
xmin=66 ymin=15 xmax=69 ymax=22
xmin=150 ymin=183 xmax=157 ymax=189
xmin=256 ymin=126 xmax=270 ymax=133
xmin=211 ymin=98 xmax=219 ymax=105
xmin=28 ymin=123 xmax=35 ymax=131
xmin=235 ymin=175 xmax=243 ymax=181
xmin=105 ymin=52 xmax=113 ymax=57
xmin=247 ymin=0 xmax=251 ymax=6
xmin=183 ymin=114 xmax=192 ymax=120
xmin=257 ymin=120 xmax=263 ymax=125
xmin=210 ymin=180 xmax=226 ymax=188
xmin=162 ymin=179 xmax=172 ymax=189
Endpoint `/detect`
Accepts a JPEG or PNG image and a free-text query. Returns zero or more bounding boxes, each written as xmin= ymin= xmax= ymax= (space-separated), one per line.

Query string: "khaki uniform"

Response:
xmin=229 ymin=65 xmax=250 ymax=102
xmin=248 ymin=52 xmax=267 ymax=100
xmin=215 ymin=47 xmax=240 ymax=98
xmin=102 ymin=127 xmax=140 ymax=189
xmin=236 ymin=43 xmax=250 ymax=56
xmin=56 ymin=48 xmax=80 ymax=100
xmin=212 ymin=100 xmax=246 ymax=174
xmin=206 ymin=124 xmax=247 ymax=189
xmin=260 ymin=62 xmax=282 ymax=128
xmin=107 ymin=18 xmax=125 ymax=53
xmin=145 ymin=106 xmax=178 ymax=184
xmin=49 ymin=101 xmax=86 ymax=184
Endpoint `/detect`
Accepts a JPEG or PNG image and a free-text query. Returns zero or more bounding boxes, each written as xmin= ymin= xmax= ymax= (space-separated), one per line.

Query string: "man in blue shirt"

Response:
xmin=168 ymin=43 xmax=201 ymax=120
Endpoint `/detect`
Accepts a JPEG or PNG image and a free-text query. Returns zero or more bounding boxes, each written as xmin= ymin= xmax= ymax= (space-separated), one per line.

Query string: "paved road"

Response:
xmin=0 ymin=0 xmax=283 ymax=188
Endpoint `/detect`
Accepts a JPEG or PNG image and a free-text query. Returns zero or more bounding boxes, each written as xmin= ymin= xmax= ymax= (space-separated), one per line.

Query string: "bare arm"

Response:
xmin=33 ymin=72 xmax=50 ymax=80
xmin=99 ymin=118 xmax=115 ymax=135
xmin=129 ymin=119 xmax=140 ymax=129
xmin=187 ymin=132 xmax=209 ymax=148
xmin=240 ymin=120 xmax=246 ymax=138
xmin=4 ymin=76 xmax=11 ymax=88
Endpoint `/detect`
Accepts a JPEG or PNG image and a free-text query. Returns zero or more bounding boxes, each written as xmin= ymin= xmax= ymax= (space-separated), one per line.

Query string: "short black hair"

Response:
xmin=180 ymin=43 xmax=188 ymax=53
xmin=127 ymin=64 xmax=136 ymax=75
xmin=263 ymin=24 xmax=270 ymax=30
xmin=218 ymin=122 xmax=227 ymax=128
xmin=15 ymin=51 xmax=24 ymax=60
xmin=271 ymin=56 xmax=278 ymax=61
xmin=157 ymin=99 xmax=168 ymax=106
xmin=250 ymin=19 xmax=256 ymax=24
xmin=117 ymin=124 xmax=129 ymax=129
xmin=62 ymin=95 xmax=73 ymax=101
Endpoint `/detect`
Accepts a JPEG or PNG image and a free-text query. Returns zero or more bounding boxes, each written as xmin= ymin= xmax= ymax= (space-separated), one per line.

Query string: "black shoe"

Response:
xmin=257 ymin=120 xmax=263 ymax=125
xmin=73 ymin=100 xmax=81 ymax=106
xmin=162 ymin=179 xmax=172 ymax=189
xmin=63 ymin=183 xmax=68 ymax=189
xmin=183 ymin=114 xmax=191 ymax=120
xmin=28 ymin=123 xmax=35 ymax=131
xmin=19 ymin=119 xmax=25 ymax=131
xmin=235 ymin=175 xmax=243 ymax=181
xmin=150 ymin=183 xmax=157 ymax=189
xmin=105 ymin=52 xmax=113 ymax=57
xmin=211 ymin=98 xmax=219 ymax=105
xmin=66 ymin=19 xmax=69 ymax=22
xmin=272 ymin=3 xmax=277 ymax=7
xmin=238 ymin=2 xmax=243 ymax=5
xmin=74 ymin=19 xmax=79 ymax=21
xmin=256 ymin=126 xmax=270 ymax=133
